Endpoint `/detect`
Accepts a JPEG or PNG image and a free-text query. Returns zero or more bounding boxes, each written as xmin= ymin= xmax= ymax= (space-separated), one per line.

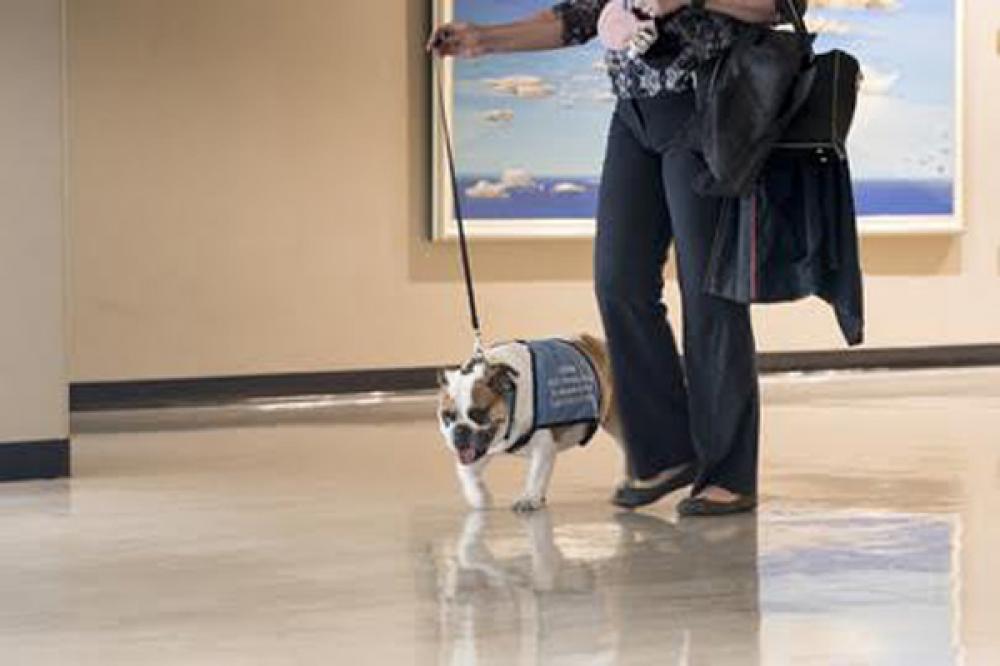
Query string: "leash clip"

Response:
xmin=459 ymin=334 xmax=488 ymax=374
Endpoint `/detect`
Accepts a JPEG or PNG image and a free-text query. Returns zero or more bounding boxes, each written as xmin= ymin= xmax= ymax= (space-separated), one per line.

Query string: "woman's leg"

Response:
xmin=594 ymin=103 xmax=696 ymax=482
xmin=659 ymin=146 xmax=761 ymax=499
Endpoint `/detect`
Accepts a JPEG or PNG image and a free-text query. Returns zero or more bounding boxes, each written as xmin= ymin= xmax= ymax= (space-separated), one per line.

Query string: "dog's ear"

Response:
xmin=485 ymin=363 xmax=518 ymax=396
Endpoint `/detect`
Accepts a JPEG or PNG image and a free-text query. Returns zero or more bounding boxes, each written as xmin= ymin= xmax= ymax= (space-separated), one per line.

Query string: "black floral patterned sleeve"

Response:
xmin=550 ymin=0 xmax=610 ymax=46
xmin=547 ymin=3 xmax=784 ymax=99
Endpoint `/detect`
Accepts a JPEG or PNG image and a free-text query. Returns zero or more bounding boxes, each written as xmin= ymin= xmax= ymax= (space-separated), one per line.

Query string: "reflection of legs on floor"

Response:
xmin=610 ymin=512 xmax=761 ymax=663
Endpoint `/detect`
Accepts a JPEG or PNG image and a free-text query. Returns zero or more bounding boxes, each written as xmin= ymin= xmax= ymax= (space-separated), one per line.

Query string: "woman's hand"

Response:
xmin=633 ymin=0 xmax=688 ymax=18
xmin=426 ymin=22 xmax=490 ymax=58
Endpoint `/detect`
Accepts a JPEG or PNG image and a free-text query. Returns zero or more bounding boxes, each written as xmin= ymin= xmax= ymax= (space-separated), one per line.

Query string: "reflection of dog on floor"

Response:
xmin=437 ymin=511 xmax=612 ymax=664
xmin=436 ymin=334 xmax=625 ymax=512
xmin=444 ymin=511 xmax=566 ymax=594
xmin=433 ymin=510 xmax=761 ymax=664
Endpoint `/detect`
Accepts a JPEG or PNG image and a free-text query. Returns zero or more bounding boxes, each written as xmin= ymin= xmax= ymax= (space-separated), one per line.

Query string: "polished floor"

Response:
xmin=3 ymin=367 xmax=1000 ymax=665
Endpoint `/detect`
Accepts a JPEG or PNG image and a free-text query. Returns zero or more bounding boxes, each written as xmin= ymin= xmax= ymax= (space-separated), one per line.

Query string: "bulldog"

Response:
xmin=436 ymin=333 xmax=625 ymax=512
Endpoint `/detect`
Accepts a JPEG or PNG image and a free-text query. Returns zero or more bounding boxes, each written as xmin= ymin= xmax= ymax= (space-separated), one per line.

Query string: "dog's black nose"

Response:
xmin=453 ymin=424 xmax=473 ymax=445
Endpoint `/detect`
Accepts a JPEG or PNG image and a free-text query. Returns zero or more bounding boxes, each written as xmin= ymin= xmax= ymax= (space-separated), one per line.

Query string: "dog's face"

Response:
xmin=436 ymin=361 xmax=518 ymax=466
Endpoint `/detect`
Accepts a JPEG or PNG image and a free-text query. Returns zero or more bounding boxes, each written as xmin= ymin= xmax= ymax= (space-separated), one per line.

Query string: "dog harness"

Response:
xmin=483 ymin=338 xmax=603 ymax=453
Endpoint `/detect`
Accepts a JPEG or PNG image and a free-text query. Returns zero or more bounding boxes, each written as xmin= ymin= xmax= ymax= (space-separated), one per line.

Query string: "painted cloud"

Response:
xmin=808 ymin=0 xmax=900 ymax=10
xmin=484 ymin=76 xmax=556 ymax=99
xmin=481 ymin=109 xmax=514 ymax=124
xmin=464 ymin=168 xmax=539 ymax=199
xmin=805 ymin=17 xmax=854 ymax=35
xmin=859 ymin=64 xmax=900 ymax=95
xmin=551 ymin=182 xmax=587 ymax=195
xmin=465 ymin=180 xmax=509 ymax=199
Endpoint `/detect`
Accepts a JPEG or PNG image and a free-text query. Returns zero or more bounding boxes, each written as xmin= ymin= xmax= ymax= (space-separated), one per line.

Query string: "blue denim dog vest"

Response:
xmin=500 ymin=338 xmax=603 ymax=452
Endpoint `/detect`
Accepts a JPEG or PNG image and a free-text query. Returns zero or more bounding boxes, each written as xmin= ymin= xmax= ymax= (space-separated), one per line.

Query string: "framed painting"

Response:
xmin=430 ymin=0 xmax=964 ymax=241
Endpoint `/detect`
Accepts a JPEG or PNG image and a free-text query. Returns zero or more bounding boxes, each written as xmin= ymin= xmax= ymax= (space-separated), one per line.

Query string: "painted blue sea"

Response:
xmin=458 ymin=177 xmax=953 ymax=220
xmin=853 ymin=180 xmax=953 ymax=217
xmin=459 ymin=176 xmax=600 ymax=220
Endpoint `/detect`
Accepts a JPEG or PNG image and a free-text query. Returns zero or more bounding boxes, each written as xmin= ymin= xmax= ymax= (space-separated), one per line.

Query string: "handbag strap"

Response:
xmin=781 ymin=0 xmax=809 ymax=37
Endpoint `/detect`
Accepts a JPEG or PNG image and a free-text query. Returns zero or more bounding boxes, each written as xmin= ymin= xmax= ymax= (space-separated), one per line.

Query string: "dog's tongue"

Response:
xmin=459 ymin=446 xmax=478 ymax=465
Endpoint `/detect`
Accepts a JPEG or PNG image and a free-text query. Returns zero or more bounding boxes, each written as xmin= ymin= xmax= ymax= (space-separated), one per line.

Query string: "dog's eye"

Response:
xmin=441 ymin=410 xmax=457 ymax=424
xmin=467 ymin=407 xmax=489 ymax=425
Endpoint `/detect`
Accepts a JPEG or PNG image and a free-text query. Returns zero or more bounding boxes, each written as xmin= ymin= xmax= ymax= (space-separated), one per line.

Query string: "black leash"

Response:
xmin=433 ymin=55 xmax=486 ymax=366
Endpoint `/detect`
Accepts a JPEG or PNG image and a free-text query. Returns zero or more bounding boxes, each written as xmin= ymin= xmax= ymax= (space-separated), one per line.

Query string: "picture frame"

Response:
xmin=430 ymin=0 xmax=965 ymax=241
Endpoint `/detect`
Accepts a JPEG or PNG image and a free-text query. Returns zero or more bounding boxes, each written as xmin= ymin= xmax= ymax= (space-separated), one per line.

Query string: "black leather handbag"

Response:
xmin=773 ymin=0 xmax=862 ymax=159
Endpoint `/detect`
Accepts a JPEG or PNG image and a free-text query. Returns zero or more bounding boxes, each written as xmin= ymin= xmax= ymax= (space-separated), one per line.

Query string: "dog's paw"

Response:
xmin=511 ymin=496 xmax=546 ymax=513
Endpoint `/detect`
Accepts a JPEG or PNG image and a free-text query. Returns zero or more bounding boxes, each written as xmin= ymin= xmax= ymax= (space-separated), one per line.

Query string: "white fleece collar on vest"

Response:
xmin=482 ymin=340 xmax=535 ymax=450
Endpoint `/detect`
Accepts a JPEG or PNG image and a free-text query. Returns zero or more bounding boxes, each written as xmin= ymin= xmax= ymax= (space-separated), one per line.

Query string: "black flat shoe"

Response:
xmin=611 ymin=464 xmax=697 ymax=510
xmin=676 ymin=494 xmax=758 ymax=517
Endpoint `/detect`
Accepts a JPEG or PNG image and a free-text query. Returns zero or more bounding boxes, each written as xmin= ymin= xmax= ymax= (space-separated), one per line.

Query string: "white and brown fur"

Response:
xmin=436 ymin=333 xmax=626 ymax=512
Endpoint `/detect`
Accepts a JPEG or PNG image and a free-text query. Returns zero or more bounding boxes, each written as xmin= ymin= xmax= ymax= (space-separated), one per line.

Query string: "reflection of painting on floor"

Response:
xmin=439 ymin=0 xmax=957 ymax=223
xmin=760 ymin=510 xmax=960 ymax=664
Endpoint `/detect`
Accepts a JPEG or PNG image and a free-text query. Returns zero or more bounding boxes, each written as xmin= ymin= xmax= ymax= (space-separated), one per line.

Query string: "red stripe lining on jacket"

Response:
xmin=750 ymin=190 xmax=758 ymax=300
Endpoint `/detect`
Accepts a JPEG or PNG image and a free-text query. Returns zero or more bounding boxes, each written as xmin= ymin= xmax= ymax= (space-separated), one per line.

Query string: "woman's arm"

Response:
xmin=426 ymin=9 xmax=565 ymax=57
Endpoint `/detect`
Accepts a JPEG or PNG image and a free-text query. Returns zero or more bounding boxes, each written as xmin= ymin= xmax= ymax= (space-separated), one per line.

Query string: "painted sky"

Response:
xmin=449 ymin=0 xmax=956 ymax=181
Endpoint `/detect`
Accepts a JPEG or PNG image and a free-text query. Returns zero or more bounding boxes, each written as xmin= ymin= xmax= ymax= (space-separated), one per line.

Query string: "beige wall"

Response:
xmin=68 ymin=0 xmax=1000 ymax=382
xmin=0 ymin=0 xmax=68 ymax=441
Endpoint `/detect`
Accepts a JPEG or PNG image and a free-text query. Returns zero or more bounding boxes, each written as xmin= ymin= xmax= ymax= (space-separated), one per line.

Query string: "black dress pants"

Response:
xmin=594 ymin=92 xmax=761 ymax=497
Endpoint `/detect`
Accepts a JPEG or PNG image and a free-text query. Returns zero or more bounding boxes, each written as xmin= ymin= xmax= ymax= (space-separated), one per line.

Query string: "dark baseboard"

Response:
xmin=0 ymin=439 xmax=70 ymax=482
xmin=757 ymin=343 xmax=1000 ymax=373
xmin=70 ymin=343 xmax=1000 ymax=413
xmin=71 ymin=367 xmax=439 ymax=412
